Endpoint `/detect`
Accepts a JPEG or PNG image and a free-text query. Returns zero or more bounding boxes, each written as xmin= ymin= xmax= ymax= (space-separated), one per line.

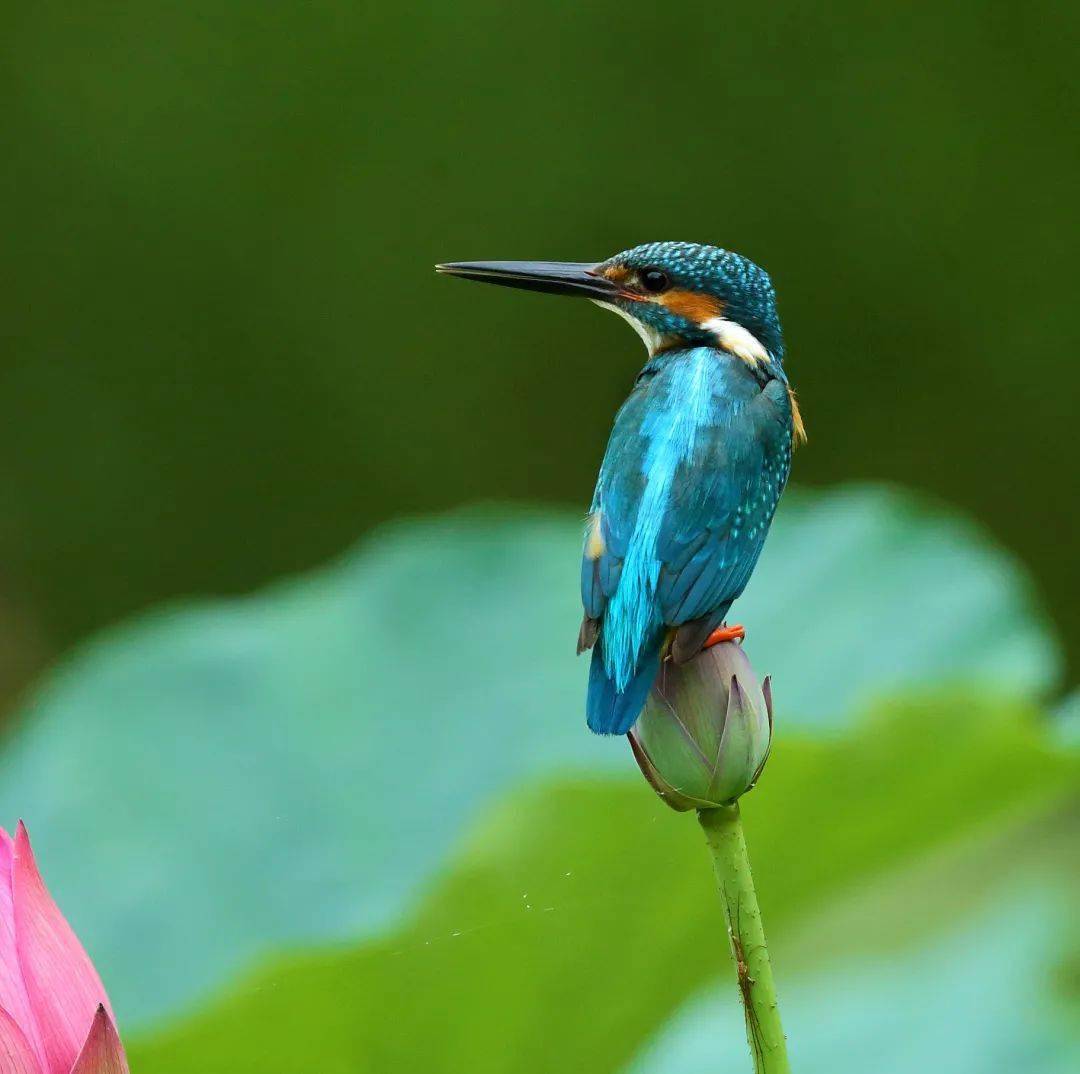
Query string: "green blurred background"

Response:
xmin=1 ymin=3 xmax=1077 ymax=1072
xmin=2 ymin=1 xmax=1078 ymax=710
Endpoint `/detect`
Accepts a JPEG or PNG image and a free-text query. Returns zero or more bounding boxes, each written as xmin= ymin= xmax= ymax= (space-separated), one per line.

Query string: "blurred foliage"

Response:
xmin=0 ymin=486 xmax=1061 ymax=1028
xmin=127 ymin=701 xmax=1076 ymax=1072
xmin=629 ymin=813 xmax=1078 ymax=1074
xmin=1 ymin=1 xmax=1078 ymax=703
xmin=2 ymin=4 xmax=1077 ymax=1066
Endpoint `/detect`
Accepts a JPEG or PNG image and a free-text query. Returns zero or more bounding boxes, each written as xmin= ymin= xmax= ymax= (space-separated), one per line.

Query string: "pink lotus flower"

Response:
xmin=0 ymin=823 xmax=128 ymax=1074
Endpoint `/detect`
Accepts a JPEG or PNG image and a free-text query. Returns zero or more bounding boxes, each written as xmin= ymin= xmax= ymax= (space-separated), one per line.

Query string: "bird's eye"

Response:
xmin=640 ymin=268 xmax=670 ymax=294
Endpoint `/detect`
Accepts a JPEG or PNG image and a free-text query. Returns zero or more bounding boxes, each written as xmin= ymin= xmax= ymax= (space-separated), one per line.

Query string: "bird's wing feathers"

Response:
xmin=580 ymin=364 xmax=791 ymax=644
xmin=656 ymin=382 xmax=788 ymax=625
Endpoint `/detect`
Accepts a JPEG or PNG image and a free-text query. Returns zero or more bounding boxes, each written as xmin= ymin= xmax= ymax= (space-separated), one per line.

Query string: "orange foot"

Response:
xmin=703 ymin=623 xmax=745 ymax=649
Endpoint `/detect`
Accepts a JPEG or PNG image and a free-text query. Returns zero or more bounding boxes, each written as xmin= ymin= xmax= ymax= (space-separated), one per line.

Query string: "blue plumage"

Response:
xmin=582 ymin=345 xmax=793 ymax=734
xmin=586 ymin=637 xmax=661 ymax=739
xmin=577 ymin=243 xmax=797 ymax=735
xmin=436 ymin=241 xmax=799 ymax=737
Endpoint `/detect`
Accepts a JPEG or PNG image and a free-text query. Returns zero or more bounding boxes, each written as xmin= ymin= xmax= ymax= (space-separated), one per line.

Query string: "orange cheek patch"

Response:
xmin=598 ymin=264 xmax=643 ymax=301
xmin=659 ymin=289 xmax=725 ymax=323
xmin=598 ymin=264 xmax=632 ymax=284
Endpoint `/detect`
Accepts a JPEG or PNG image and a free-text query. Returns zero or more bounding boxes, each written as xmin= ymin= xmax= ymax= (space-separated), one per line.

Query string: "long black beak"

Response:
xmin=435 ymin=260 xmax=619 ymax=300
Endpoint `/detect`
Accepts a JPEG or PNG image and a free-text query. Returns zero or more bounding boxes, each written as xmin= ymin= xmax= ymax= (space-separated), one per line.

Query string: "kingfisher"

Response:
xmin=437 ymin=242 xmax=803 ymax=735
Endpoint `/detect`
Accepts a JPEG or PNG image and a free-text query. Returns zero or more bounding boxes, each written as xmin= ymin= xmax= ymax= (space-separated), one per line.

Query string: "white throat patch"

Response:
xmin=701 ymin=317 xmax=770 ymax=366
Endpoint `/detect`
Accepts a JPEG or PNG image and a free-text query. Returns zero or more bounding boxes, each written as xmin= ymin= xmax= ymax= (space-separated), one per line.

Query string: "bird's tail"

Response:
xmin=586 ymin=637 xmax=662 ymax=736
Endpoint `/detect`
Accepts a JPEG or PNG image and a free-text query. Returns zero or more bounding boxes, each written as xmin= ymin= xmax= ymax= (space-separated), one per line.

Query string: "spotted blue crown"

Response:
xmin=601 ymin=241 xmax=785 ymax=360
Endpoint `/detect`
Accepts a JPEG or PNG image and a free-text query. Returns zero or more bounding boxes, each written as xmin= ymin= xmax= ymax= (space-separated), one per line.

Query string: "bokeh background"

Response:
xmin=1 ymin=3 xmax=1077 ymax=1072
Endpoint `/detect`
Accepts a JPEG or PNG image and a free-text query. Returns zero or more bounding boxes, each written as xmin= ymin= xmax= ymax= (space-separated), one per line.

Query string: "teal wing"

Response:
xmin=581 ymin=365 xmax=793 ymax=656
xmin=657 ymin=376 xmax=793 ymax=631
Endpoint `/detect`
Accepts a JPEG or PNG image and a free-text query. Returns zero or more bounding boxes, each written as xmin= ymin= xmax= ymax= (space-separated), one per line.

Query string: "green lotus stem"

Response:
xmin=698 ymin=803 xmax=791 ymax=1074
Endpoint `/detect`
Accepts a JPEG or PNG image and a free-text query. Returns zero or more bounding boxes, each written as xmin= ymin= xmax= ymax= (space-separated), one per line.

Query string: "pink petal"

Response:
xmin=12 ymin=824 xmax=114 ymax=1074
xmin=0 ymin=830 xmax=46 ymax=1068
xmin=68 ymin=1007 xmax=128 ymax=1074
xmin=0 ymin=1005 xmax=43 ymax=1074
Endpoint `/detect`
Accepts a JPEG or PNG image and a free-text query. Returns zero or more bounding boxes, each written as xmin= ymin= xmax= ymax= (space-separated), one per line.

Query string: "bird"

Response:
xmin=437 ymin=242 xmax=803 ymax=736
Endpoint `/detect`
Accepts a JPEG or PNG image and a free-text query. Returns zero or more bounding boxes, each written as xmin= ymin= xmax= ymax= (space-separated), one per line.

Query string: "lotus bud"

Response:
xmin=0 ymin=823 xmax=128 ymax=1074
xmin=628 ymin=641 xmax=773 ymax=812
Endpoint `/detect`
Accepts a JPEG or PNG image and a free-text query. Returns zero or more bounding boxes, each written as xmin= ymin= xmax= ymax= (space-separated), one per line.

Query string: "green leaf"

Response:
xmin=128 ymin=698 xmax=1075 ymax=1072
xmin=0 ymin=486 xmax=1061 ymax=1026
